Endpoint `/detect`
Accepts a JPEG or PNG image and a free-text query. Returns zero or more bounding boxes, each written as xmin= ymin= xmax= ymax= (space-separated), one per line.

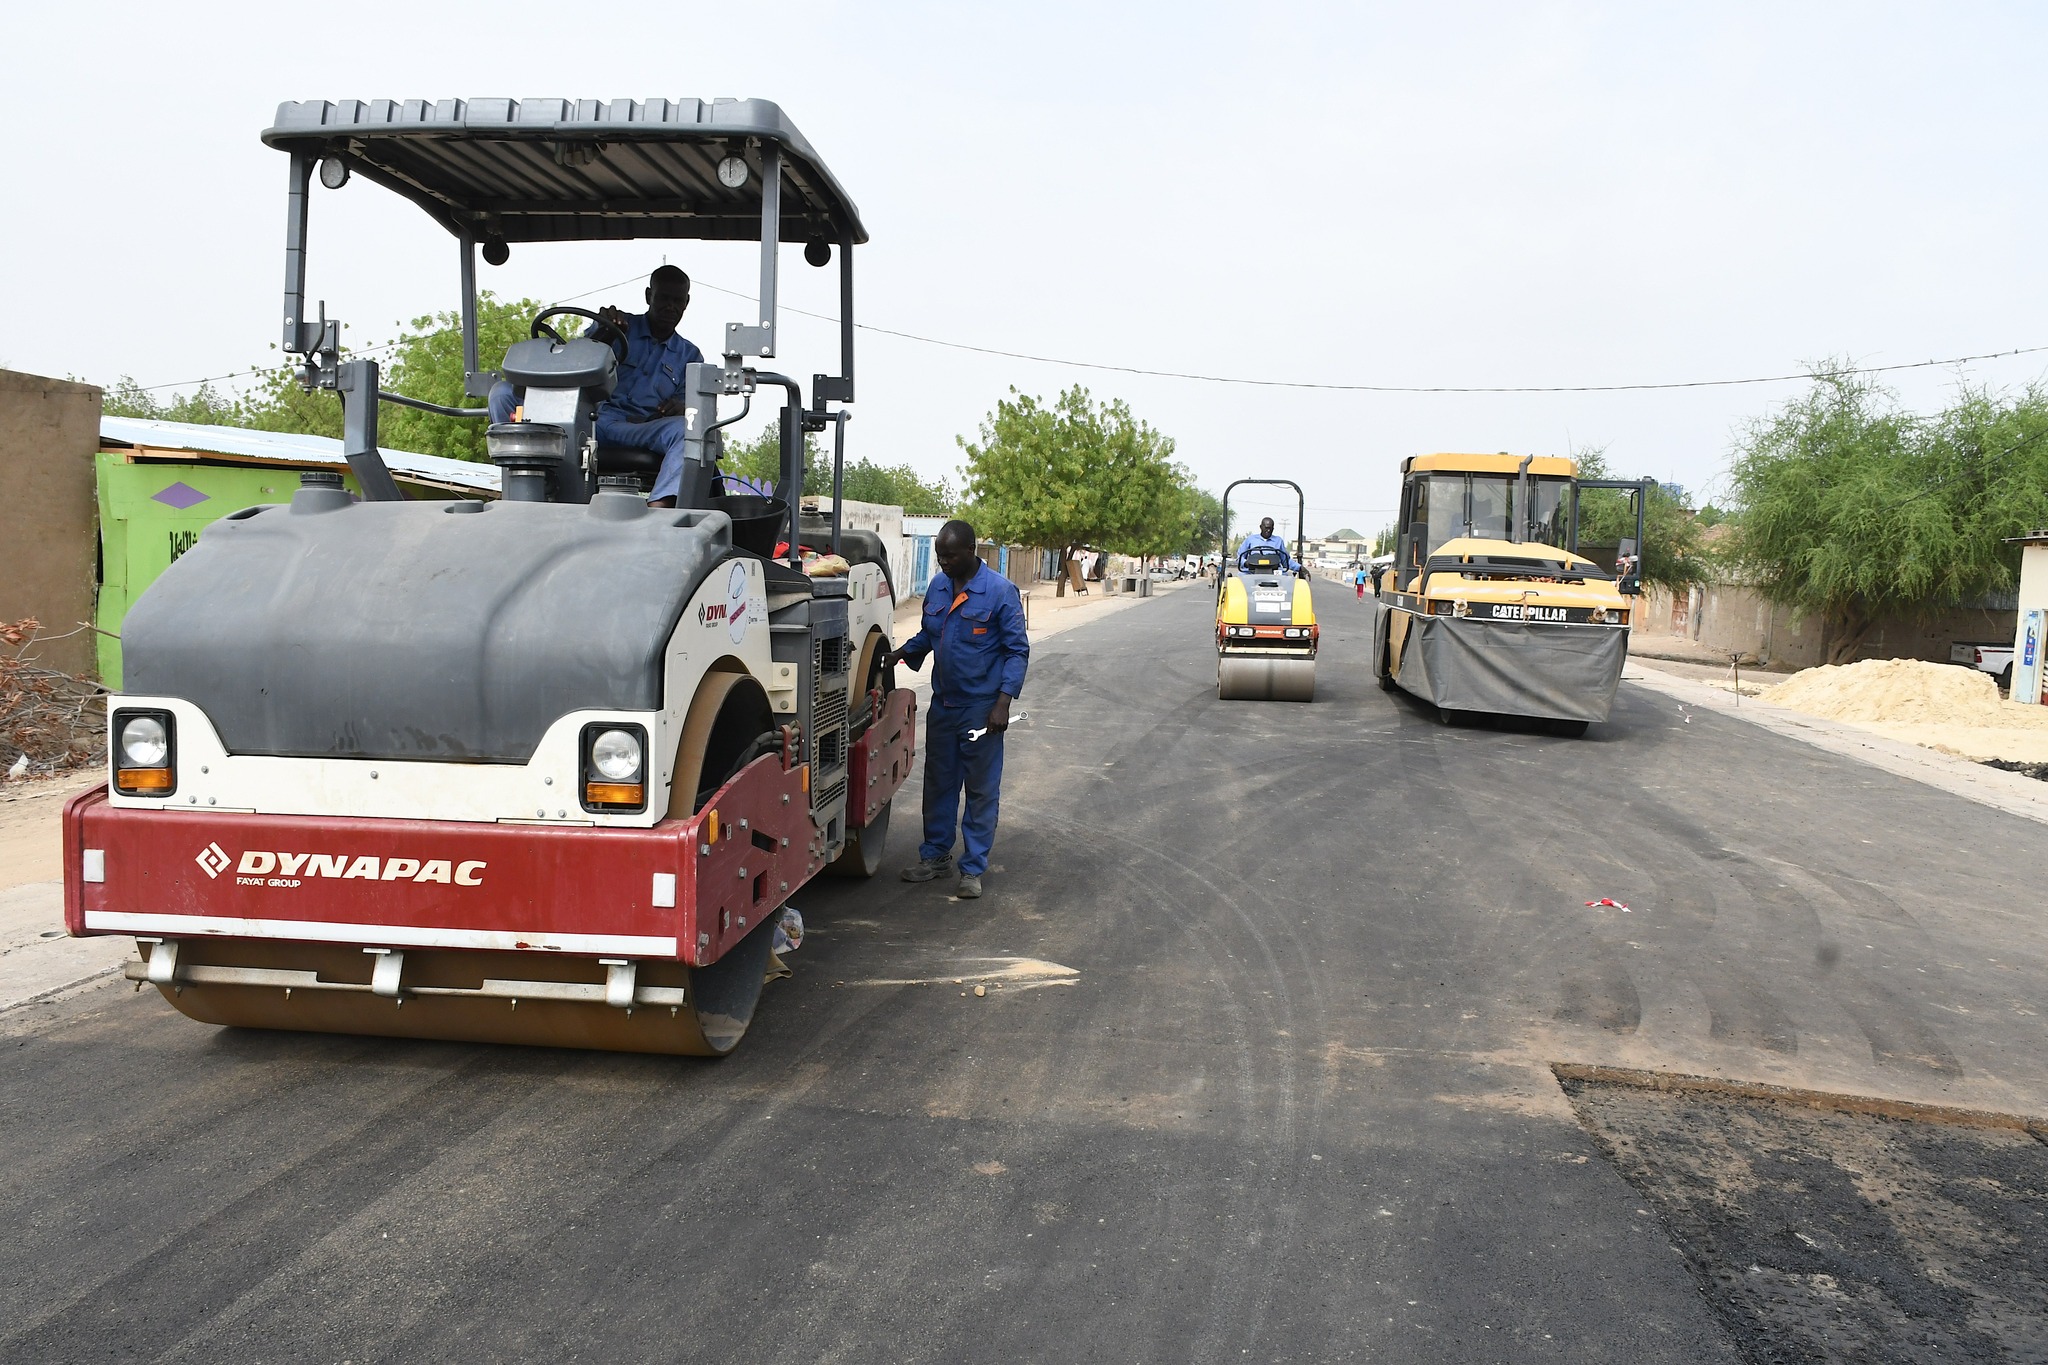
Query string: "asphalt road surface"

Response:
xmin=4 ymin=580 xmax=2045 ymax=1363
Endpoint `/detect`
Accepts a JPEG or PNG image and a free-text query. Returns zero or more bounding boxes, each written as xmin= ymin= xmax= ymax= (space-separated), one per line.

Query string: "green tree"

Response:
xmin=722 ymin=424 xmax=828 ymax=495
xmin=957 ymin=386 xmax=1195 ymax=556
xmin=1371 ymin=524 xmax=1397 ymax=556
xmin=1724 ymin=369 xmax=2048 ymax=663
xmin=374 ymin=293 xmax=555 ymax=459
xmin=100 ymin=377 xmax=246 ymax=426
xmin=1181 ymin=489 xmax=1226 ymax=557
xmin=233 ymin=363 xmax=345 ymax=439
xmin=723 ymin=426 xmax=954 ymax=514
xmin=1570 ymin=445 xmax=1712 ymax=595
xmin=840 ymin=459 xmax=954 ymax=515
xmin=100 ymin=293 xmax=553 ymax=455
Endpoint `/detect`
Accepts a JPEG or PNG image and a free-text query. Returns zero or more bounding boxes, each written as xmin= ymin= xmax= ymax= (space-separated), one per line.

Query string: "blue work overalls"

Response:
xmin=486 ymin=314 xmax=706 ymax=502
xmin=898 ymin=562 xmax=1030 ymax=877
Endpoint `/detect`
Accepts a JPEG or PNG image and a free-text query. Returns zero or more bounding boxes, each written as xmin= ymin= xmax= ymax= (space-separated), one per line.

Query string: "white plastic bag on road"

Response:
xmin=773 ymin=906 xmax=804 ymax=955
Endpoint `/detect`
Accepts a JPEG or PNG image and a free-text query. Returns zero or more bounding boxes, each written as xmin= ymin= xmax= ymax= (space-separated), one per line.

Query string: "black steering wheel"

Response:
xmin=530 ymin=306 xmax=629 ymax=364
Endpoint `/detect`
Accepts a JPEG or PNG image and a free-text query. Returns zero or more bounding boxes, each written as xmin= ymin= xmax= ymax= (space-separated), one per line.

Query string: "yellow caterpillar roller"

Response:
xmin=1372 ymin=453 xmax=1649 ymax=734
xmin=1215 ymin=478 xmax=1317 ymax=701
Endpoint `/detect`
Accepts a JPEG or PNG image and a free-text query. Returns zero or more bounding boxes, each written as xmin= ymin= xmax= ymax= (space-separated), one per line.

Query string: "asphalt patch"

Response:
xmin=1560 ymin=1072 xmax=2048 ymax=1363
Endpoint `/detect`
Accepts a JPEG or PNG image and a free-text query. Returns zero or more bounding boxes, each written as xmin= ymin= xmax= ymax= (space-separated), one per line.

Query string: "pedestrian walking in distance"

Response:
xmin=887 ymin=519 xmax=1030 ymax=899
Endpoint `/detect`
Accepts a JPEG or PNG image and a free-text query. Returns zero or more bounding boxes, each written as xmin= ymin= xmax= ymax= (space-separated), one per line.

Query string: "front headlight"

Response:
xmin=1452 ymin=600 xmax=1471 ymax=618
xmin=582 ymin=723 xmax=649 ymax=812
xmin=591 ymin=729 xmax=643 ymax=781
xmin=113 ymin=709 xmax=175 ymax=796
xmin=120 ymin=716 xmax=168 ymax=767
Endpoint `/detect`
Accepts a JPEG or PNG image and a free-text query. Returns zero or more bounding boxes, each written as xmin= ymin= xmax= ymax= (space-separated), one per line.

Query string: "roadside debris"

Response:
xmin=773 ymin=906 xmax=805 ymax=954
xmin=1585 ymin=898 xmax=1633 ymax=912
xmin=855 ymin=956 xmax=1079 ymax=991
xmin=765 ymin=907 xmax=807 ymax=982
xmin=0 ymin=619 xmax=106 ymax=778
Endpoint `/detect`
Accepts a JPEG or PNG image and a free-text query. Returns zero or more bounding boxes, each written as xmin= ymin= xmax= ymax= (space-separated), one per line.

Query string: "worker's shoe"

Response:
xmin=900 ymin=854 xmax=954 ymax=883
xmin=956 ymin=874 xmax=983 ymax=899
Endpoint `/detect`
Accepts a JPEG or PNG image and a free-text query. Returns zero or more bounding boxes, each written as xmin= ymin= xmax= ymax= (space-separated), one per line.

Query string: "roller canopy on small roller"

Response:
xmin=264 ymin=97 xmax=868 ymax=245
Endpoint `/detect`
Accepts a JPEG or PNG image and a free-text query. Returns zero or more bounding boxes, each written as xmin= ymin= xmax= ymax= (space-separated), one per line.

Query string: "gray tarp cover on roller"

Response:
xmin=123 ymin=494 xmax=734 ymax=763
xmin=1387 ymin=610 xmax=1628 ymax=722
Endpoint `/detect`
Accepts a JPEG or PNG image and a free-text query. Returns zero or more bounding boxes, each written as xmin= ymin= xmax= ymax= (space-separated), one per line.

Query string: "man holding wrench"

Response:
xmin=888 ymin=519 xmax=1030 ymax=899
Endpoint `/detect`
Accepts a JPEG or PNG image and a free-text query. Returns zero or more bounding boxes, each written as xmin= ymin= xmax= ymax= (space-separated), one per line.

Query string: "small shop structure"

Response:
xmin=2011 ymin=530 xmax=2048 ymax=705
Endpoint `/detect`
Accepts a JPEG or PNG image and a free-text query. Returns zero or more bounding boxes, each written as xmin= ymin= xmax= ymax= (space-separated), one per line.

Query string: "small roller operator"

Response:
xmin=1236 ymin=517 xmax=1294 ymax=571
xmin=886 ymin=519 xmax=1030 ymax=900
xmin=488 ymin=265 xmax=706 ymax=505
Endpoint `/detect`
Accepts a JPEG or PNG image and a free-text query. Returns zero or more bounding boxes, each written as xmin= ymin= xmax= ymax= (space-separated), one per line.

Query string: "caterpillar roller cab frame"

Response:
xmin=61 ymin=97 xmax=918 ymax=1056
xmin=1215 ymin=479 xmax=1317 ymax=702
xmin=1372 ymin=453 xmax=1649 ymax=735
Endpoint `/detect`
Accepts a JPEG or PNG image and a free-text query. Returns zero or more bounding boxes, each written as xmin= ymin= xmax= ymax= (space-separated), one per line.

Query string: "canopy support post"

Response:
xmin=725 ymin=143 xmax=782 ymax=361
xmin=459 ymin=236 xmax=489 ymax=398
xmin=282 ymin=155 xmax=316 ymax=355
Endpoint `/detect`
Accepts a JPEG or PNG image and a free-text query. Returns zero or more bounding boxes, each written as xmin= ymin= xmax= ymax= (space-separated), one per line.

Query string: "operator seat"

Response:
xmin=592 ymin=444 xmax=662 ymax=485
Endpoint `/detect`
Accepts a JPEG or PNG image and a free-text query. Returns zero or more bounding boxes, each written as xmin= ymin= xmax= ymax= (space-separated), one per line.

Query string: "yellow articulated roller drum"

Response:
xmin=1214 ymin=478 xmax=1317 ymax=702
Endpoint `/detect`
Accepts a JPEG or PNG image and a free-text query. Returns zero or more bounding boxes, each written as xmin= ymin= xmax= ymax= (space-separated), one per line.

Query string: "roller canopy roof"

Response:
xmin=264 ymin=97 xmax=867 ymax=246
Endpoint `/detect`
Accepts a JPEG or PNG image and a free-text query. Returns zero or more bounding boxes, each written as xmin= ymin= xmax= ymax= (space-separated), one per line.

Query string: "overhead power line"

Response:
xmin=135 ymin=267 xmax=2048 ymax=400
xmin=690 ymin=277 xmax=2048 ymax=394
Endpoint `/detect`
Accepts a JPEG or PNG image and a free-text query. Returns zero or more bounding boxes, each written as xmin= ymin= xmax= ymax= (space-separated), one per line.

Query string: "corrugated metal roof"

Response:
xmin=99 ymin=417 xmax=500 ymax=495
xmin=263 ymin=97 xmax=866 ymax=246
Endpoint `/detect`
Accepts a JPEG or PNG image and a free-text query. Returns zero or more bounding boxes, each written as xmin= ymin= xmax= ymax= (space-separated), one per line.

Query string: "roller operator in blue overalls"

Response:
xmin=488 ymin=264 xmax=706 ymax=506
xmin=1236 ymin=516 xmax=1294 ymax=571
xmin=886 ymin=519 xmax=1030 ymax=900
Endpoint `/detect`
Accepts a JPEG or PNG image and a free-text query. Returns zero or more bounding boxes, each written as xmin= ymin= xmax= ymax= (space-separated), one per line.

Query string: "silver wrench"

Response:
xmin=967 ymin=709 xmax=1027 ymax=742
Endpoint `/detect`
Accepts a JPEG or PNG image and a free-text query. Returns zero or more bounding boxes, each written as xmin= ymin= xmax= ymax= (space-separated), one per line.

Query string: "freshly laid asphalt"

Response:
xmin=4 ymin=579 xmax=2046 ymax=1363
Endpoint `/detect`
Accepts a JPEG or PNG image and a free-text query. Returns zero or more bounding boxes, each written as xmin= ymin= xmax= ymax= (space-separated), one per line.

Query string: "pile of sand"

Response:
xmin=1760 ymin=658 xmax=2048 ymax=763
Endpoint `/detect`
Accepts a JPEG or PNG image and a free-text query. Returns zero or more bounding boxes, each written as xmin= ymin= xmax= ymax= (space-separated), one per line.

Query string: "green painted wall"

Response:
xmin=95 ymin=455 xmax=465 ymax=685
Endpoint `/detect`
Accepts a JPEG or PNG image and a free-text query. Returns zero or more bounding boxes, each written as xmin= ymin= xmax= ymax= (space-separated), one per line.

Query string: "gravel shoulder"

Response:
xmin=0 ymin=770 xmax=128 ymax=1011
xmin=1626 ymin=657 xmax=2048 ymax=827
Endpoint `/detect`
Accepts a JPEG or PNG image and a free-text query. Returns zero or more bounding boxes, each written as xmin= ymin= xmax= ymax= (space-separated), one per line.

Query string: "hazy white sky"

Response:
xmin=9 ymin=1 xmax=2047 ymax=535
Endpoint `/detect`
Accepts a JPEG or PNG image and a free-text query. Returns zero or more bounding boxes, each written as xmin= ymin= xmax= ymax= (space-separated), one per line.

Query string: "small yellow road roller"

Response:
xmin=1215 ymin=479 xmax=1317 ymax=701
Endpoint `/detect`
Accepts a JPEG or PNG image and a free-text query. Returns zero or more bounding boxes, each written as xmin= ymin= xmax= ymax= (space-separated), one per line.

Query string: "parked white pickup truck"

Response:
xmin=1951 ymin=641 xmax=2015 ymax=691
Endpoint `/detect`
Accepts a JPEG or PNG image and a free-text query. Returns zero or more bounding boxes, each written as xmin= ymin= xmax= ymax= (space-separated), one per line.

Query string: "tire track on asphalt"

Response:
xmin=0 ymin=1040 xmax=541 ymax=1358
xmin=1000 ymin=799 xmax=1312 ymax=1364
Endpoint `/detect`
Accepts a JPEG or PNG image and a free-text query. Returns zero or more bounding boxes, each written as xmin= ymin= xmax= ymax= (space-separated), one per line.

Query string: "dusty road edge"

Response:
xmin=1626 ymin=661 xmax=2048 ymax=827
xmin=1552 ymin=1062 xmax=2048 ymax=1135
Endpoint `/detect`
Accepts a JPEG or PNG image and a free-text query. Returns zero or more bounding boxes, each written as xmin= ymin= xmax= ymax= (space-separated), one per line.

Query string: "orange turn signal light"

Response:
xmin=116 ymin=767 xmax=174 ymax=794
xmin=585 ymin=782 xmax=645 ymax=807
